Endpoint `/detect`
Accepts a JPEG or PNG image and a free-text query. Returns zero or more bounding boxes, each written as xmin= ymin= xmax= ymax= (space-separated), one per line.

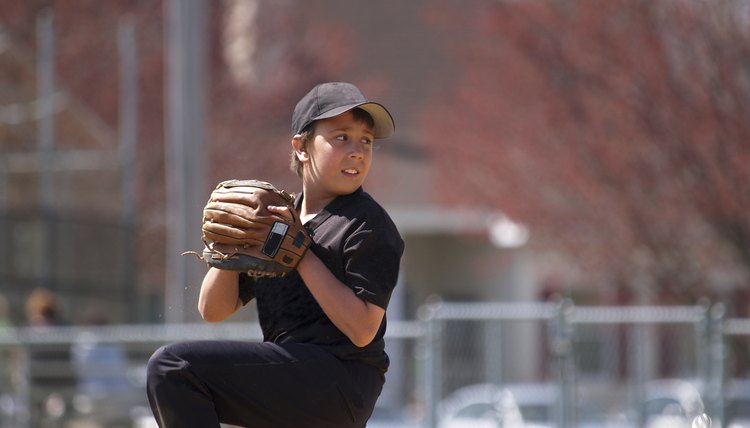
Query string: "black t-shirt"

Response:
xmin=238 ymin=187 xmax=405 ymax=372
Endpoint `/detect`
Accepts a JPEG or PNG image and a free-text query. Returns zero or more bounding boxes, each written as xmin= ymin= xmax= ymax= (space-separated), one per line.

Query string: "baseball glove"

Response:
xmin=184 ymin=179 xmax=312 ymax=277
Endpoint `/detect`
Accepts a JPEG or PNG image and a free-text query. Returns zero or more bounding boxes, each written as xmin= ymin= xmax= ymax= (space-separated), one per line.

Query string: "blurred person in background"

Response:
xmin=0 ymin=293 xmax=13 ymax=383
xmin=0 ymin=294 xmax=10 ymax=328
xmin=71 ymin=312 xmax=133 ymax=397
xmin=69 ymin=312 xmax=142 ymax=427
xmin=23 ymin=287 xmax=72 ymax=424
xmin=25 ymin=287 xmax=67 ymax=327
xmin=0 ymin=295 xmax=13 ymax=428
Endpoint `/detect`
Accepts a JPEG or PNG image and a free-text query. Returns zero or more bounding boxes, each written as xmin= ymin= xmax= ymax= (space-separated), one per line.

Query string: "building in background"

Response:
xmin=0 ymin=1 xmax=541 ymax=326
xmin=2 ymin=1 xmax=748 ymax=390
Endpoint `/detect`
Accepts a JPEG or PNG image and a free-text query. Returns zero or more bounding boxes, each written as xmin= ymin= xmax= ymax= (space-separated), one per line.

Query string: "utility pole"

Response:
xmin=164 ymin=0 xmax=207 ymax=323
xmin=37 ymin=9 xmax=55 ymax=291
xmin=119 ymin=16 xmax=138 ymax=320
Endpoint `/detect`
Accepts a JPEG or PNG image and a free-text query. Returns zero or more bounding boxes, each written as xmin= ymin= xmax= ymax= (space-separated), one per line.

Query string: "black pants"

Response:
xmin=146 ymin=340 xmax=383 ymax=428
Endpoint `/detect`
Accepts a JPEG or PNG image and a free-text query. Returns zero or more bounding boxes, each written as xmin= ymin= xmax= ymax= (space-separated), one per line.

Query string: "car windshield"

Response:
xmin=454 ymin=403 xmax=501 ymax=420
xmin=644 ymin=398 xmax=687 ymax=417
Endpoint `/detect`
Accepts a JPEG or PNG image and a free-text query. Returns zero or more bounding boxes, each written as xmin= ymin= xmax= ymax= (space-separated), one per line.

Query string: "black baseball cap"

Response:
xmin=292 ymin=82 xmax=395 ymax=138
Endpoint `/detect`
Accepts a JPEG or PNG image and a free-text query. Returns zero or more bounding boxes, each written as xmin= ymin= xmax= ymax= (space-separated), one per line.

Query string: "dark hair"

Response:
xmin=289 ymin=108 xmax=375 ymax=177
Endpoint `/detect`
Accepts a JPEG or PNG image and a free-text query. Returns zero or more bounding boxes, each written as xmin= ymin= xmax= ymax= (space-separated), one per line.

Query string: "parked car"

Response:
xmin=502 ymin=383 xmax=557 ymax=427
xmin=642 ymin=379 xmax=705 ymax=428
xmin=367 ymin=406 xmax=421 ymax=428
xmin=437 ymin=383 xmax=526 ymax=428
xmin=469 ymin=382 xmax=633 ymax=427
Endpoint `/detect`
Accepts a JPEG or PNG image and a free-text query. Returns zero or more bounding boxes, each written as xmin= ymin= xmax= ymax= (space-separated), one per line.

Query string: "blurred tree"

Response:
xmin=7 ymin=0 xmax=748 ymax=309
xmin=208 ymin=0 xmax=360 ymax=192
xmin=422 ymin=0 xmax=750 ymax=305
xmin=0 ymin=0 xmax=363 ymax=313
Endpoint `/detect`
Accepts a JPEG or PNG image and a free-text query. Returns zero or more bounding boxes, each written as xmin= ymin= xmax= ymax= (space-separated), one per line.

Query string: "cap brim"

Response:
xmin=312 ymin=102 xmax=395 ymax=139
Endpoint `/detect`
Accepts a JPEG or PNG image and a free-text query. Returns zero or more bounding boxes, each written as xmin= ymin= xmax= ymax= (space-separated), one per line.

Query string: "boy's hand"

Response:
xmin=267 ymin=205 xmax=294 ymax=220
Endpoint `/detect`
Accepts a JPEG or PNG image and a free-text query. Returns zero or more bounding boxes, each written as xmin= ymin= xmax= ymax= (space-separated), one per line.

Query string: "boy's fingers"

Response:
xmin=268 ymin=205 xmax=293 ymax=220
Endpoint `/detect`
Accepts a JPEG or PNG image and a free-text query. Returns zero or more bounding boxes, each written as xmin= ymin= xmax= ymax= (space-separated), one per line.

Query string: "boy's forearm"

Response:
xmin=198 ymin=268 xmax=242 ymax=322
xmin=297 ymin=252 xmax=385 ymax=347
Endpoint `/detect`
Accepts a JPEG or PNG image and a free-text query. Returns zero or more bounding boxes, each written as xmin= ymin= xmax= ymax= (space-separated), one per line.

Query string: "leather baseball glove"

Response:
xmin=184 ymin=179 xmax=312 ymax=277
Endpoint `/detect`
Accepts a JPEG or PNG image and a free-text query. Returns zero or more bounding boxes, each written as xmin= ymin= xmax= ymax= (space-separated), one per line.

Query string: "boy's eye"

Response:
xmin=333 ymin=134 xmax=374 ymax=149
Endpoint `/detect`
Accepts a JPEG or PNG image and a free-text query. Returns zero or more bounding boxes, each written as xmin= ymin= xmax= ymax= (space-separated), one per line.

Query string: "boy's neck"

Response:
xmin=299 ymin=187 xmax=336 ymax=222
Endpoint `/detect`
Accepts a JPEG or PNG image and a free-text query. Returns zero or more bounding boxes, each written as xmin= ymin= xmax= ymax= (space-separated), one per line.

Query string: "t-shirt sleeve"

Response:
xmin=237 ymin=273 xmax=256 ymax=305
xmin=343 ymin=216 xmax=404 ymax=309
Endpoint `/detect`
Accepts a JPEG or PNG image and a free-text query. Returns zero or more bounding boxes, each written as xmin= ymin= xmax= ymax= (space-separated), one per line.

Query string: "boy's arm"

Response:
xmin=296 ymin=251 xmax=385 ymax=347
xmin=198 ymin=268 xmax=244 ymax=322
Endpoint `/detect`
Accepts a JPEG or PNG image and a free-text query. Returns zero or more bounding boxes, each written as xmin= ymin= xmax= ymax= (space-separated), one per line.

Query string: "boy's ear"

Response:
xmin=292 ymin=135 xmax=309 ymax=162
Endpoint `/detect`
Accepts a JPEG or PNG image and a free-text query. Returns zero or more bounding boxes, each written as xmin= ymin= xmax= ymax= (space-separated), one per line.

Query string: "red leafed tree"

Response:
xmin=422 ymin=0 xmax=750 ymax=306
xmin=0 ymin=1 xmax=358 ymax=301
xmin=206 ymin=1 xmax=361 ymax=191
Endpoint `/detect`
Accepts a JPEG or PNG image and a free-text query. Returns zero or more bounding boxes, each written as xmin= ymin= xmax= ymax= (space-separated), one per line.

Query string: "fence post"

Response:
xmin=551 ymin=298 xmax=575 ymax=428
xmin=14 ymin=343 xmax=31 ymax=428
xmin=630 ymin=316 xmax=649 ymax=427
xmin=708 ymin=303 xmax=726 ymax=427
xmin=420 ymin=301 xmax=442 ymax=428
xmin=696 ymin=300 xmax=710 ymax=390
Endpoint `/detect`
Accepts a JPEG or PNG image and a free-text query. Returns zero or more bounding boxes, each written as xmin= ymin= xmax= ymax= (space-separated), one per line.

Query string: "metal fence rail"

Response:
xmin=0 ymin=321 xmax=424 ymax=428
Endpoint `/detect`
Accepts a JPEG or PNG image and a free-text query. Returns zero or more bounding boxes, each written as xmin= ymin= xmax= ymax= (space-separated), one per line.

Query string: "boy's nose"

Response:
xmin=348 ymin=144 xmax=365 ymax=159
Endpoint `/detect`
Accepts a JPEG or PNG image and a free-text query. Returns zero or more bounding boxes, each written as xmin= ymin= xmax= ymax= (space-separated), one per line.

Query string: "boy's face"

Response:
xmin=300 ymin=111 xmax=375 ymax=197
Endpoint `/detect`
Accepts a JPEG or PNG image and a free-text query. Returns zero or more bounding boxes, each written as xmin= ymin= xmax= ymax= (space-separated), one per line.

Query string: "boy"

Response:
xmin=147 ymin=82 xmax=405 ymax=428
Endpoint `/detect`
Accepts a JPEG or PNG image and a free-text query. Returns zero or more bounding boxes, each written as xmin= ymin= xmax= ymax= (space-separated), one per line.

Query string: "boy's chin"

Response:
xmin=333 ymin=181 xmax=363 ymax=195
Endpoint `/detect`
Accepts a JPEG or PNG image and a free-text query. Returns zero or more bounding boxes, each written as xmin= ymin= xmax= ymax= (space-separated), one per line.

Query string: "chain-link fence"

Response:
xmin=421 ymin=300 xmax=750 ymax=428
xmin=0 ymin=321 xmax=424 ymax=428
xmin=2 ymin=301 xmax=750 ymax=427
